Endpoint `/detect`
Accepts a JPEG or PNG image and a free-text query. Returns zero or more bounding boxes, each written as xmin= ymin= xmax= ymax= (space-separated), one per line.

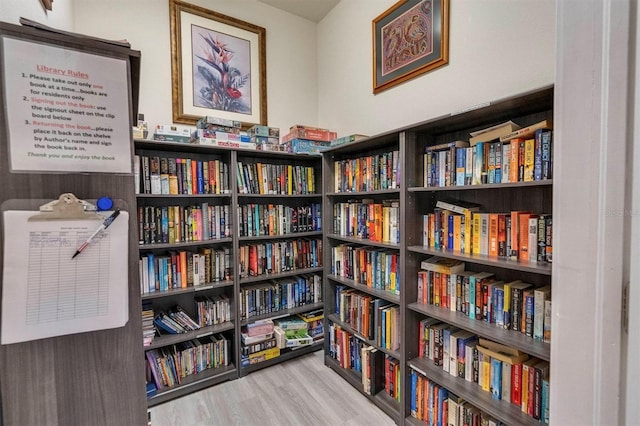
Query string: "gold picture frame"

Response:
xmin=373 ymin=0 xmax=449 ymax=94
xmin=169 ymin=0 xmax=267 ymax=126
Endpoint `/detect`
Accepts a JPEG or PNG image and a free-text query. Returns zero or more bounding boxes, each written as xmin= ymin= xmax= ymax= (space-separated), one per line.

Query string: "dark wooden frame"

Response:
xmin=169 ymin=0 xmax=267 ymax=127
xmin=372 ymin=0 xmax=449 ymax=94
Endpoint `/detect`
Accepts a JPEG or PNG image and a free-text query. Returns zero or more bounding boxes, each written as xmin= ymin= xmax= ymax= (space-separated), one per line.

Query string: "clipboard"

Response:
xmin=0 ymin=193 xmax=130 ymax=345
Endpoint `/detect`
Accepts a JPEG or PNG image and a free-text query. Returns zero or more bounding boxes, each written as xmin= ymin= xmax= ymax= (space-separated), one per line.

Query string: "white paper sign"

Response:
xmin=1 ymin=210 xmax=129 ymax=344
xmin=2 ymin=36 xmax=132 ymax=173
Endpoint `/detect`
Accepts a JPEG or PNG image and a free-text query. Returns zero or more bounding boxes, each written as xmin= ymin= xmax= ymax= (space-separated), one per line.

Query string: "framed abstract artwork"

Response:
xmin=373 ymin=0 xmax=449 ymax=94
xmin=169 ymin=0 xmax=267 ymax=126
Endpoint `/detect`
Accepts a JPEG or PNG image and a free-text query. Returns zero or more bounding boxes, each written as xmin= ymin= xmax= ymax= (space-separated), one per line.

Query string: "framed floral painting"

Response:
xmin=169 ymin=0 xmax=267 ymax=126
xmin=373 ymin=0 xmax=449 ymax=94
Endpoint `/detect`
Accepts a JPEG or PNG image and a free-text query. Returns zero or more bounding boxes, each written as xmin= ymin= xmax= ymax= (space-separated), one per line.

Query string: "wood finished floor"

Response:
xmin=149 ymin=349 xmax=396 ymax=426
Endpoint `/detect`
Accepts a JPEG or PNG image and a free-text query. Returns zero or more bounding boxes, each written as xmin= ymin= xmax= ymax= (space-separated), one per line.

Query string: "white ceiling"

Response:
xmin=256 ymin=0 xmax=341 ymax=22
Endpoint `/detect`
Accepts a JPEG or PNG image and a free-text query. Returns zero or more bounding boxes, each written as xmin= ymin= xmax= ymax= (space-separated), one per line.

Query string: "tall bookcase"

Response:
xmin=322 ymin=134 xmax=404 ymax=423
xmin=134 ymin=140 xmax=325 ymax=405
xmin=235 ymin=149 xmax=324 ymax=376
xmin=322 ymin=85 xmax=554 ymax=426
xmin=135 ymin=140 xmax=237 ymax=406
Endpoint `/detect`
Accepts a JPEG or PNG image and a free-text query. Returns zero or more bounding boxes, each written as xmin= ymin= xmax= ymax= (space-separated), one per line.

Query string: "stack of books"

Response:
xmin=274 ymin=316 xmax=313 ymax=348
xmin=191 ymin=116 xmax=255 ymax=149
xmin=241 ymin=319 xmax=280 ymax=366
xmin=297 ymin=309 xmax=324 ymax=341
xmin=153 ymin=124 xmax=192 ymax=143
xmin=249 ymin=125 xmax=286 ymax=152
xmin=282 ymin=124 xmax=337 ymax=155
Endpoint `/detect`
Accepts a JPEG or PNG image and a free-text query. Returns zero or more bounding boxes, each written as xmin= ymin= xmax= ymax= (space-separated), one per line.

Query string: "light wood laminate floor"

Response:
xmin=149 ymin=349 xmax=396 ymax=426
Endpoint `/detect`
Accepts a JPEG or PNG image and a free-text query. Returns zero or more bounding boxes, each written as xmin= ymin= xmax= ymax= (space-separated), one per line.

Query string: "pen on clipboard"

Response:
xmin=71 ymin=209 xmax=120 ymax=259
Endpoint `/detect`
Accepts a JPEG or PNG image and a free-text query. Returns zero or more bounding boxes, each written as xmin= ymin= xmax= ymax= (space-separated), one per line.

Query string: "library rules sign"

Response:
xmin=1 ymin=36 xmax=132 ymax=173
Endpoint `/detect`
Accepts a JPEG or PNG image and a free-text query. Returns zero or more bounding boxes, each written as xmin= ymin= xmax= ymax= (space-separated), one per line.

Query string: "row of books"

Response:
xmin=298 ymin=309 xmax=324 ymax=340
xmin=423 ymin=128 xmax=553 ymax=187
xmin=237 ymin=203 xmax=321 ymax=237
xmin=335 ymin=286 xmax=399 ymax=351
xmin=154 ymin=304 xmax=229 ymax=334
xmin=236 ymin=161 xmax=316 ymax=195
xmin=138 ymin=204 xmax=231 ymax=246
xmin=140 ymin=248 xmax=231 ymax=294
xmin=409 ymin=368 xmax=508 ymax=426
xmin=239 ymin=274 xmax=322 ymax=320
xmin=331 ymin=244 xmax=400 ymax=295
xmin=424 ymin=201 xmax=552 ymax=263
xmin=135 ymin=155 xmax=230 ymax=195
xmin=418 ymin=331 xmax=550 ymax=422
xmin=238 ymin=239 xmax=322 ymax=279
xmin=195 ymin=295 xmax=232 ymax=327
xmin=333 ymin=200 xmax=400 ymax=244
xmin=145 ymin=334 xmax=229 ymax=390
xmin=142 ymin=301 xmax=155 ymax=346
xmin=327 ymin=323 xmax=400 ymax=401
xmin=418 ymin=258 xmax=552 ymax=342
xmin=153 ymin=307 xmax=199 ymax=334
xmin=333 ymin=150 xmax=400 ymax=193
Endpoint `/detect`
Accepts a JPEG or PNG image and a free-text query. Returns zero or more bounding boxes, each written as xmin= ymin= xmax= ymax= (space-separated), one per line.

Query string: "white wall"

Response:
xmin=72 ymin=0 xmax=318 ymax=133
xmin=0 ymin=0 xmax=74 ymax=30
xmin=318 ymin=0 xmax=556 ymax=137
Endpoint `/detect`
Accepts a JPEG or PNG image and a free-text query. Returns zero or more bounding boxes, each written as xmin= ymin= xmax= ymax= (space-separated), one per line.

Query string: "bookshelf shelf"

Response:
xmin=134 ymin=138 xmax=233 ymax=154
xmin=408 ymin=302 xmax=550 ymax=361
xmin=408 ymin=357 xmax=545 ymax=426
xmin=238 ymin=267 xmax=324 ymax=285
xmin=238 ymin=231 xmax=322 ymax=242
xmin=139 ymin=238 xmax=233 ymax=250
xmin=327 ymin=313 xmax=401 ymax=360
xmin=145 ymin=321 xmax=235 ymax=350
xmin=136 ymin=193 xmax=231 ymax=199
xmin=146 ymin=363 xmax=237 ymax=407
xmin=407 ymin=179 xmax=552 ymax=192
xmin=237 ymin=193 xmax=321 ymax=199
xmin=240 ymin=340 xmax=324 ymax=376
xmin=327 ymin=274 xmax=400 ymax=304
xmin=327 ymin=234 xmax=400 ymax=250
xmin=141 ymin=280 xmax=235 ymax=300
xmin=240 ymin=302 xmax=324 ymax=326
xmin=407 ymin=245 xmax=552 ymax=275
xmin=324 ymin=356 xmax=401 ymax=422
xmin=326 ymin=189 xmax=401 ymax=197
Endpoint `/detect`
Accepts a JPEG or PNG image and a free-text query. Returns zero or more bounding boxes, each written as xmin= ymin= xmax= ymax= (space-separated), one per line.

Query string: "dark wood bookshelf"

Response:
xmin=240 ymin=302 xmax=324 ymax=326
xmin=324 ymin=356 xmax=401 ymax=422
xmin=327 ymin=313 xmax=401 ymax=360
xmin=145 ymin=322 xmax=235 ymax=350
xmin=139 ymin=238 xmax=233 ymax=250
xmin=146 ymin=364 xmax=237 ymax=407
xmin=323 ymin=85 xmax=554 ymax=423
xmin=327 ymin=234 xmax=400 ymax=250
xmin=238 ymin=266 xmax=324 ymax=285
xmin=408 ymin=357 xmax=545 ymax=426
xmin=327 ymin=274 xmax=400 ymax=304
xmin=238 ymin=231 xmax=322 ymax=242
xmin=141 ymin=280 xmax=235 ymax=300
xmin=408 ymin=302 xmax=550 ymax=361
xmin=407 ymin=245 xmax=552 ymax=276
